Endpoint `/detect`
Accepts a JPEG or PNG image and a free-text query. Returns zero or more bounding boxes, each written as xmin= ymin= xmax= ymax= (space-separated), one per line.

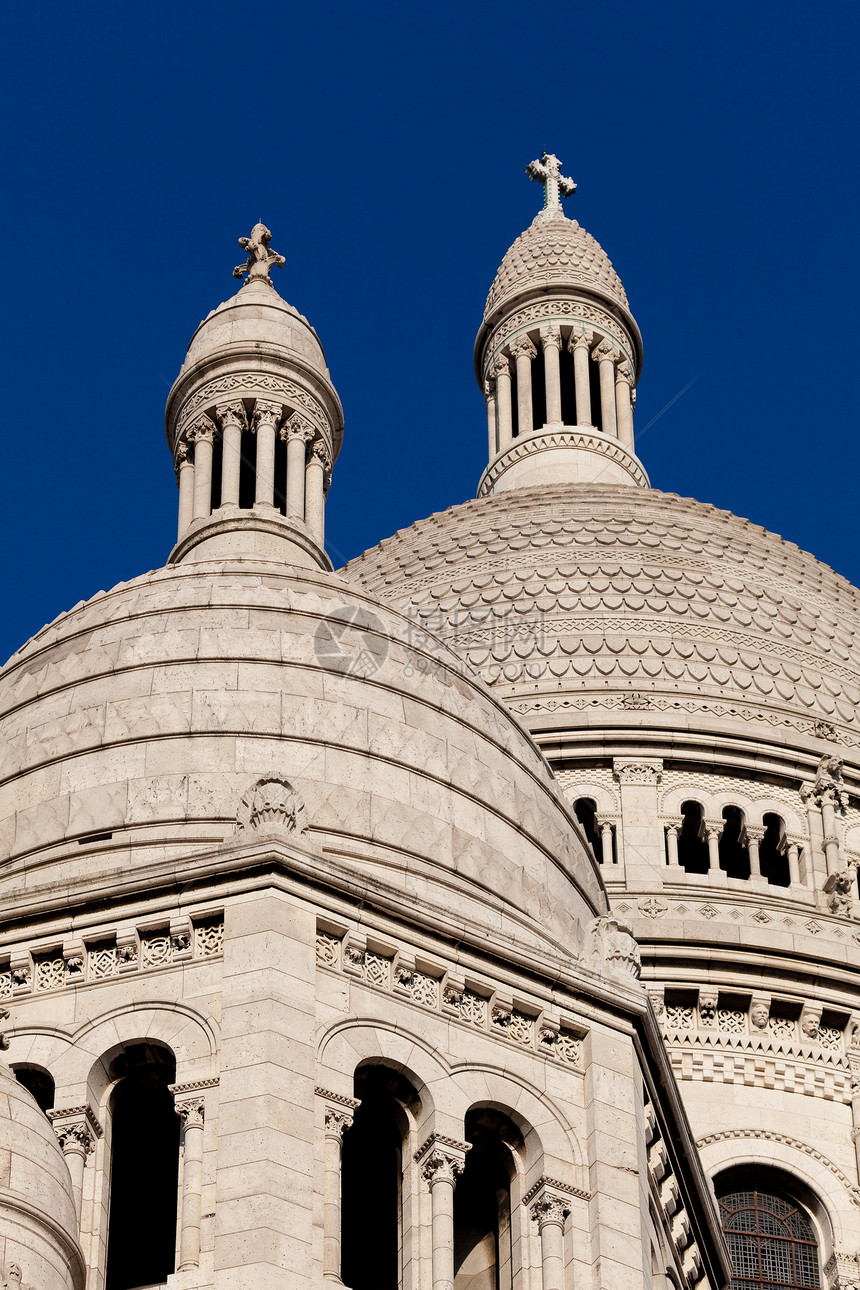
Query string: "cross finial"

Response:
xmin=233 ymin=222 xmax=285 ymax=285
xmin=526 ymin=152 xmax=576 ymax=214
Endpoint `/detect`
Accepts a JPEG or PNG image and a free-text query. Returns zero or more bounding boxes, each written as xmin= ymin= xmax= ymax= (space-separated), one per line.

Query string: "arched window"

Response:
xmin=454 ymin=1109 xmax=521 ymax=1290
xmin=759 ymin=813 xmax=790 ymax=887
xmin=719 ymin=1188 xmax=820 ymax=1290
xmin=719 ymin=806 xmax=750 ymax=880
xmin=574 ymin=798 xmax=602 ymax=862
xmin=105 ymin=1042 xmax=179 ymax=1290
xmin=678 ymin=801 xmax=709 ymax=874
xmin=341 ymin=1064 xmax=417 ymax=1290
xmin=12 ymin=1064 xmax=54 ymax=1114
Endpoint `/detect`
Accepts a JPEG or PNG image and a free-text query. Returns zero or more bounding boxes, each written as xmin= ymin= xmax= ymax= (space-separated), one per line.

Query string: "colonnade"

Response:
xmin=664 ymin=819 xmax=807 ymax=888
xmin=175 ymin=399 xmax=332 ymax=546
xmin=485 ymin=323 xmax=635 ymax=458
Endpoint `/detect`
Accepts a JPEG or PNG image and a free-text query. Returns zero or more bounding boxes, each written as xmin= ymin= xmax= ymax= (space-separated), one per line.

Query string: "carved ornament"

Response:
xmin=235 ymin=776 xmax=306 ymax=836
xmin=233 ymin=222 xmax=285 ymax=285
xmin=585 ymin=914 xmax=641 ymax=981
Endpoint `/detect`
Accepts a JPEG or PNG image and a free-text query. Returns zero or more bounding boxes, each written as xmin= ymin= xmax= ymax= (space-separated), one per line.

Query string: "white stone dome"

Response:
xmin=484 ymin=210 xmax=630 ymax=320
xmin=344 ymin=484 xmax=860 ymax=762
xmin=0 ymin=1063 xmax=84 ymax=1290
xmin=0 ymin=558 xmax=604 ymax=960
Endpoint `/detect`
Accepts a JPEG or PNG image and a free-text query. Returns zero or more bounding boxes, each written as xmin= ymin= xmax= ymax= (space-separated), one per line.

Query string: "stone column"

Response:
xmin=254 ymin=401 xmax=281 ymax=507
xmin=176 ymin=443 xmax=195 ymax=540
xmin=706 ymin=824 xmax=721 ymax=872
xmin=190 ymin=416 xmax=217 ymax=521
xmin=320 ymin=1097 xmax=357 ymax=1283
xmin=615 ymin=361 xmax=635 ymax=450
xmin=484 ymin=378 xmax=497 ymax=458
xmin=283 ymin=414 xmax=314 ymax=519
xmin=528 ymin=1182 xmax=572 ymax=1290
xmin=665 ymin=824 xmax=680 ymax=867
xmin=819 ymin=789 xmax=843 ymax=875
xmin=49 ymin=1106 xmax=101 ymax=1222
xmin=747 ymin=826 xmax=763 ymax=878
xmin=592 ymin=340 xmax=620 ymax=437
xmin=173 ymin=1090 xmax=207 ymax=1271
xmin=600 ymin=822 xmax=614 ymax=867
xmin=511 ymin=335 xmax=537 ymax=437
xmin=493 ymin=355 xmax=513 ymax=449
xmin=568 ymin=325 xmax=594 ymax=426
xmin=541 ymin=325 xmax=563 ymax=425
xmin=787 ymin=842 xmax=801 ymax=887
xmin=217 ymin=401 xmax=247 ymax=507
xmin=416 ymin=1137 xmax=468 ymax=1290
xmin=305 ymin=440 xmax=331 ymax=545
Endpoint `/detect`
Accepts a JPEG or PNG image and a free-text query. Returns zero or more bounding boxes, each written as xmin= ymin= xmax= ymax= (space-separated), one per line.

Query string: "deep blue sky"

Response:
xmin=2 ymin=2 xmax=857 ymax=664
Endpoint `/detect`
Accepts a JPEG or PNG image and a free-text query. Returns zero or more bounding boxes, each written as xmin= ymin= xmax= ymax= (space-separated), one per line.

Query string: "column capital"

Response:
xmin=540 ymin=324 xmax=562 ymax=351
xmin=174 ymin=1096 xmax=205 ymax=1130
xmin=253 ymin=400 xmax=283 ymax=431
xmin=568 ymin=323 xmax=595 ymax=352
xmin=414 ymin=1133 xmax=469 ymax=1184
xmin=523 ymin=1178 xmax=576 ymax=1228
xmin=311 ymin=439 xmax=332 ymax=471
xmin=483 ymin=377 xmax=496 ymax=398
xmin=49 ymin=1104 xmax=103 ymax=1157
xmin=746 ymin=825 xmax=765 ymax=844
xmin=216 ymin=401 xmax=248 ymax=431
xmin=281 ymin=411 xmax=315 ymax=442
xmin=510 ymin=334 xmax=537 ymax=361
xmin=188 ymin=414 xmax=216 ymax=444
xmin=491 ymin=352 xmax=511 ymax=380
xmin=323 ymin=1105 xmax=355 ymax=1140
xmin=615 ymin=359 xmax=633 ymax=386
xmin=591 ymin=337 xmax=621 ymax=364
xmin=704 ymin=820 xmax=723 ymax=841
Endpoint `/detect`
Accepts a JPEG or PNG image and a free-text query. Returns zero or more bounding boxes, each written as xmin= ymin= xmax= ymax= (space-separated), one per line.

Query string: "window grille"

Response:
xmin=719 ymin=1190 xmax=819 ymax=1290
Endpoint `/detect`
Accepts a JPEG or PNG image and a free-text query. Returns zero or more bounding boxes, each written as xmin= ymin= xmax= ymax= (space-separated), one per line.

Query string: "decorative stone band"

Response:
xmin=482 ymin=300 xmax=638 ymax=383
xmin=414 ymin=1133 xmax=470 ymax=1183
xmin=477 ymin=428 xmax=649 ymax=497
xmin=175 ymin=373 xmax=330 ymax=447
xmin=314 ymin=1086 xmax=361 ymax=1110
xmin=696 ymin=1128 xmax=860 ymax=1209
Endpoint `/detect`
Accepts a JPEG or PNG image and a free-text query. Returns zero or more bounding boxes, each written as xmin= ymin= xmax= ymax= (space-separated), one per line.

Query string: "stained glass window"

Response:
xmin=719 ymin=1191 xmax=819 ymax=1290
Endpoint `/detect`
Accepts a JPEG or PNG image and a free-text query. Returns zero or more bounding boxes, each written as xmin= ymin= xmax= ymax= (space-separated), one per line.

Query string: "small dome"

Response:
xmin=179 ymin=278 xmax=330 ymax=380
xmin=484 ymin=210 xmax=629 ymax=320
xmin=0 ymin=1064 xmax=83 ymax=1290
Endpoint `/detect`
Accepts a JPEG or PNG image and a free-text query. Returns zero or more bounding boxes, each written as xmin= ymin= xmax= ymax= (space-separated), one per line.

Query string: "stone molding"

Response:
xmin=696 ymin=1128 xmax=860 ymax=1207
xmin=522 ymin=1174 xmax=589 ymax=1205
xmin=414 ymin=1134 xmax=470 ymax=1183
xmin=170 ymin=1077 xmax=219 ymax=1095
xmin=314 ymin=1086 xmax=360 ymax=1110
xmin=49 ymin=1103 xmax=103 ymax=1156
xmin=176 ymin=372 xmax=329 ymax=444
xmin=481 ymin=298 xmax=637 ymax=380
xmin=477 ymin=429 xmax=650 ymax=496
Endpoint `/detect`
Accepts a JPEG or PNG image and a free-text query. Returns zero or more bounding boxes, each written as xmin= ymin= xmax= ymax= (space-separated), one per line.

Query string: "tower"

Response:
xmin=0 ymin=223 xmax=729 ymax=1290
xmin=348 ymin=157 xmax=860 ymax=1290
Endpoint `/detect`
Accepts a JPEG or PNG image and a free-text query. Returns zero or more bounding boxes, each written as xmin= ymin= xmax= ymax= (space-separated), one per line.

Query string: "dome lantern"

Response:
xmin=165 ymin=223 xmax=344 ymax=570
xmin=475 ymin=156 xmax=647 ymax=495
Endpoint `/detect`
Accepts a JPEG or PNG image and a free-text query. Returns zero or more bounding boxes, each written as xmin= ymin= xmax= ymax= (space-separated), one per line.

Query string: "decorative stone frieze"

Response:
xmin=613 ymin=759 xmax=663 ymax=786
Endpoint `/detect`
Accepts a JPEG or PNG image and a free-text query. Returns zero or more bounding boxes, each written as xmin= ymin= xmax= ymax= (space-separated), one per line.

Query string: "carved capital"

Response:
xmin=189 ymin=415 xmax=216 ymax=445
xmin=310 ymin=439 xmax=332 ymax=472
xmin=585 ymin=914 xmax=641 ymax=981
xmin=281 ymin=412 xmax=315 ymax=443
xmin=591 ymin=338 xmax=620 ymax=364
xmin=523 ymin=1178 xmax=577 ymax=1228
xmin=615 ymin=360 xmax=633 ymax=386
xmin=49 ymin=1104 xmax=102 ymax=1158
xmin=253 ymin=400 xmax=283 ymax=431
xmin=415 ymin=1134 xmax=469 ymax=1185
xmin=235 ymin=776 xmax=306 ymax=835
xmin=216 ymin=401 xmax=248 ymax=432
xmin=324 ymin=1105 xmax=354 ymax=1140
xmin=613 ymin=758 xmax=663 ymax=786
xmin=491 ymin=353 xmax=511 ymax=381
xmin=540 ymin=324 xmax=562 ymax=351
xmin=174 ymin=1096 xmax=205 ymax=1130
xmin=510 ymin=335 xmax=537 ymax=361
xmin=568 ymin=324 xmax=595 ymax=352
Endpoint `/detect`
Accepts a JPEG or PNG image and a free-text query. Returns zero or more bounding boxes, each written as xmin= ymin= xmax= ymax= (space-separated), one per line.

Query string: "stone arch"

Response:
xmin=564 ymin=781 xmax=619 ymax=816
xmin=749 ymin=797 xmax=804 ymax=834
xmin=696 ymin=1131 xmax=856 ymax=1252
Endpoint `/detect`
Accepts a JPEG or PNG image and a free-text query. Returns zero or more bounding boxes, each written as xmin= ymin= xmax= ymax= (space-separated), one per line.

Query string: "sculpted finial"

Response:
xmin=526 ymin=152 xmax=576 ymax=214
xmin=233 ymin=222 xmax=285 ymax=285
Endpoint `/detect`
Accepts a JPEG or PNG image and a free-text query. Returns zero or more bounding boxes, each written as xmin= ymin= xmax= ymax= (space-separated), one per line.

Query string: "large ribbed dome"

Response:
xmin=484 ymin=210 xmax=630 ymax=319
xmin=344 ymin=484 xmax=860 ymax=757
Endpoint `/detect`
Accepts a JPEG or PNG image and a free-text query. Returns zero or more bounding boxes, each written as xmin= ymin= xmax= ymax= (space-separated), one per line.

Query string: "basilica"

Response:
xmin=0 ymin=154 xmax=857 ymax=1290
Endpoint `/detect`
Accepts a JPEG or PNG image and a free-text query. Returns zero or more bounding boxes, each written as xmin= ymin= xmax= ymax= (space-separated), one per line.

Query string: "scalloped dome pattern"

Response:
xmin=484 ymin=212 xmax=629 ymax=318
xmin=344 ymin=486 xmax=860 ymax=747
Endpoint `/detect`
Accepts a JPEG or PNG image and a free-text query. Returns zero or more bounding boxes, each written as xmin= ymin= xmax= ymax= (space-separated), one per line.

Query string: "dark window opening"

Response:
xmin=559 ymin=343 xmax=577 ymax=425
xmin=238 ymin=428 xmax=257 ymax=509
xmin=678 ymin=801 xmax=709 ymax=874
xmin=13 ymin=1065 xmax=54 ymax=1114
xmin=455 ymin=1111 xmax=518 ymax=1290
xmin=273 ymin=430 xmax=288 ymax=516
xmin=718 ymin=1188 xmax=819 ymax=1290
xmin=210 ymin=431 xmax=223 ymax=511
xmin=510 ymin=367 xmax=520 ymax=439
xmin=531 ymin=346 xmax=546 ymax=431
xmin=719 ymin=806 xmax=750 ymax=880
xmin=105 ymin=1042 xmax=179 ymax=1290
xmin=574 ymin=798 xmax=602 ymax=863
xmin=759 ymin=813 xmax=790 ymax=886
xmin=588 ymin=355 xmax=603 ymax=432
xmin=342 ymin=1065 xmax=414 ymax=1290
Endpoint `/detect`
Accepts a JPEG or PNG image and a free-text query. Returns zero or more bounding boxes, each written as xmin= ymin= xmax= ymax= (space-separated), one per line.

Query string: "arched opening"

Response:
xmin=341 ymin=1064 xmax=417 ymax=1290
xmin=716 ymin=1168 xmax=823 ymax=1290
xmin=759 ymin=813 xmax=790 ymax=886
xmin=105 ymin=1042 xmax=179 ymax=1290
xmin=454 ymin=1109 xmax=521 ymax=1290
xmin=588 ymin=356 xmax=603 ymax=432
xmin=274 ymin=430 xmax=288 ymax=516
xmin=574 ymin=798 xmax=602 ymax=863
xmin=238 ymin=427 xmax=257 ymax=508
xmin=559 ymin=344 xmax=577 ymax=424
xmin=678 ymin=801 xmax=709 ymax=874
xmin=509 ymin=364 xmax=520 ymax=440
xmin=210 ymin=430 xmax=223 ymax=510
xmin=12 ymin=1064 xmax=54 ymax=1114
xmin=531 ymin=346 xmax=547 ymax=431
xmin=719 ymin=806 xmax=750 ymax=880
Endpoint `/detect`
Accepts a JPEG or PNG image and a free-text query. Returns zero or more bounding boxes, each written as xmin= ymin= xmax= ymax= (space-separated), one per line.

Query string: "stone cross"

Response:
xmin=526 ymin=151 xmax=576 ymax=212
xmin=233 ymin=222 xmax=286 ymax=284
